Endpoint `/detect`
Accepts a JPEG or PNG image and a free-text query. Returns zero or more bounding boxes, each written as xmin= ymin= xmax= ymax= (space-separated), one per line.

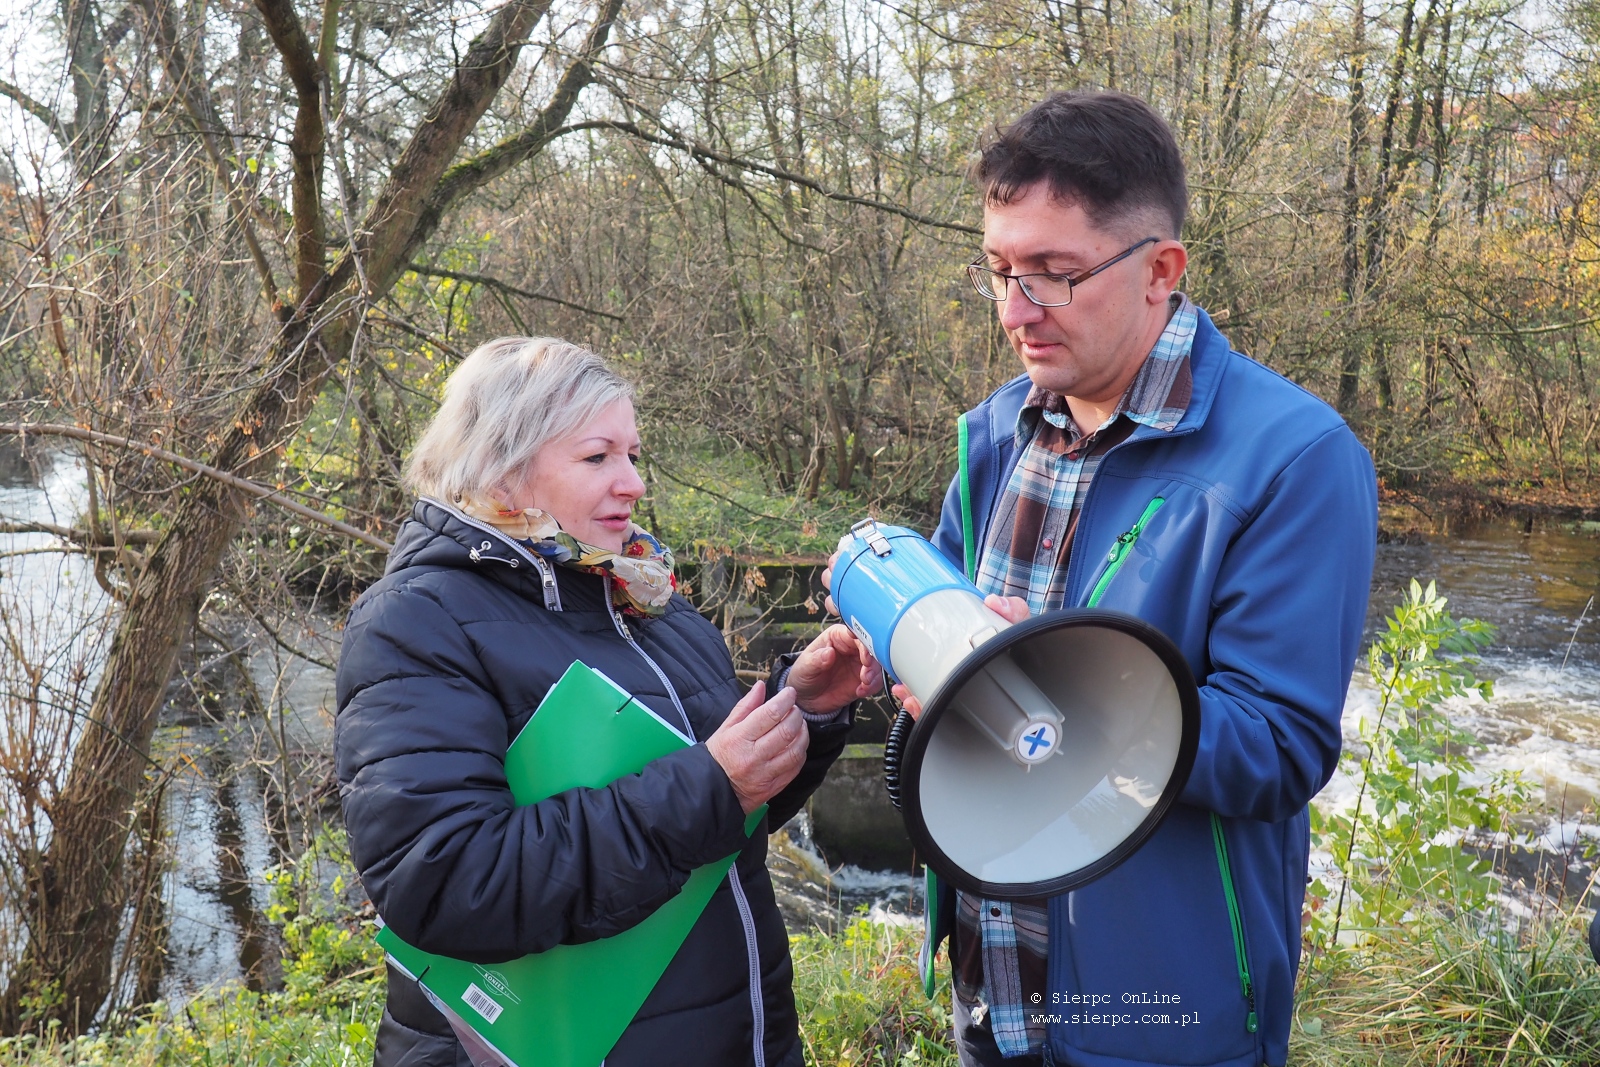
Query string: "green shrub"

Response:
xmin=1309 ymin=579 xmax=1533 ymax=944
xmin=0 ymin=830 xmax=385 ymax=1067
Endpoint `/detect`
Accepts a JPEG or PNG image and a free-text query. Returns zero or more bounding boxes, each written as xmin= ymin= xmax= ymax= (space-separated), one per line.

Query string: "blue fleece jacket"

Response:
xmin=928 ymin=308 xmax=1377 ymax=1067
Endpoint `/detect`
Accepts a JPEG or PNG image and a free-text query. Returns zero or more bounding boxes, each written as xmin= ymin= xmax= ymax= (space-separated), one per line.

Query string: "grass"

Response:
xmin=1294 ymin=909 xmax=1600 ymax=1066
xmin=0 ymin=978 xmax=386 ymax=1066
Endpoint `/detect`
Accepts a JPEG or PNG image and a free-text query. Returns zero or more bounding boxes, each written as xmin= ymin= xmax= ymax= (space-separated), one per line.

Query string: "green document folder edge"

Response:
xmin=377 ymin=661 xmax=762 ymax=1067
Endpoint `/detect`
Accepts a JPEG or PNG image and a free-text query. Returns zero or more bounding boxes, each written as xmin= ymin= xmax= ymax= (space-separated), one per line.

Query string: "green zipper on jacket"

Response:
xmin=958 ymin=413 xmax=976 ymax=581
xmin=1083 ymin=496 xmax=1258 ymax=1037
xmin=1085 ymin=497 xmax=1165 ymax=608
xmin=1210 ymin=813 xmax=1259 ymax=1033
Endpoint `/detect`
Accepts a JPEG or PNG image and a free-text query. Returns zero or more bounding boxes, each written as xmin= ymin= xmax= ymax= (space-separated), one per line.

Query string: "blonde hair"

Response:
xmin=404 ymin=337 xmax=634 ymax=503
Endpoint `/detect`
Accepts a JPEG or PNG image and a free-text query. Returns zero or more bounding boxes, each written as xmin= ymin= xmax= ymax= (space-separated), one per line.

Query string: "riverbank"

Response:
xmin=0 ymin=894 xmax=1594 ymax=1067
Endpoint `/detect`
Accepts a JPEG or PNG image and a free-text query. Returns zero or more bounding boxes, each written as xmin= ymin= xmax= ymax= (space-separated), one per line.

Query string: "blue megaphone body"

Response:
xmin=830 ymin=517 xmax=1199 ymax=900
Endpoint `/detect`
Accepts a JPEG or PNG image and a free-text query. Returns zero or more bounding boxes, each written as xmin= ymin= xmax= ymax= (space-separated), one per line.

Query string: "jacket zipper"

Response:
xmin=604 ymin=587 xmax=693 ymax=739
xmin=1210 ymin=814 xmax=1259 ymax=1033
xmin=1084 ymin=497 xmax=1165 ymax=608
xmin=603 ymin=587 xmax=766 ymax=1066
xmin=726 ymin=867 xmax=767 ymax=1067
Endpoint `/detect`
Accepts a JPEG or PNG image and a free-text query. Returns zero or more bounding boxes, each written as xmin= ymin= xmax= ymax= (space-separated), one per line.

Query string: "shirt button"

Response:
xmin=990 ymin=906 xmax=1002 ymax=917
xmin=1042 ymin=538 xmax=1054 ymax=550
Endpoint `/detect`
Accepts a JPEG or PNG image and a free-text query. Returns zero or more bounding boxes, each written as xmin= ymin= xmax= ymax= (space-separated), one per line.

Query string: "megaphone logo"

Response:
xmin=1018 ymin=723 xmax=1056 ymax=761
xmin=831 ymin=518 xmax=1200 ymax=901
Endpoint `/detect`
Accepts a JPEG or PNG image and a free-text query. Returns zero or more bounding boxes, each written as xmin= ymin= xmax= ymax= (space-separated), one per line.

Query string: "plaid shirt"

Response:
xmin=955 ymin=294 xmax=1197 ymax=1057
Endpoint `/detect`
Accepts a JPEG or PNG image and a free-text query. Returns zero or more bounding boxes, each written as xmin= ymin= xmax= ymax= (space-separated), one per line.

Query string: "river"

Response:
xmin=2 ymin=445 xmax=1598 ymax=999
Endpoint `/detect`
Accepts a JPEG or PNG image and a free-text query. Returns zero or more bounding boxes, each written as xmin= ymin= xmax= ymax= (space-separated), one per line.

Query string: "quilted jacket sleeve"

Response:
xmin=335 ymin=581 xmax=752 ymax=964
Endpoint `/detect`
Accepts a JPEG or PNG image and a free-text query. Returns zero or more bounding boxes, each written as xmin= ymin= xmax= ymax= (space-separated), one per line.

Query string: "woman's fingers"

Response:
xmin=822 ymin=551 xmax=842 ymax=617
xmin=707 ymin=686 xmax=807 ymax=813
xmin=721 ymin=680 xmax=767 ymax=729
xmin=820 ymin=550 xmax=841 ymax=597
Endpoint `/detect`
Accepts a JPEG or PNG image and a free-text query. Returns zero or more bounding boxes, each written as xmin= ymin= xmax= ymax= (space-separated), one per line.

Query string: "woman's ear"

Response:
xmin=494 ymin=473 xmax=532 ymax=511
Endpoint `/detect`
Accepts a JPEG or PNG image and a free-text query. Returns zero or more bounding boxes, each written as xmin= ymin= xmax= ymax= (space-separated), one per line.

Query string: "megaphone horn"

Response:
xmin=831 ymin=518 xmax=1200 ymax=901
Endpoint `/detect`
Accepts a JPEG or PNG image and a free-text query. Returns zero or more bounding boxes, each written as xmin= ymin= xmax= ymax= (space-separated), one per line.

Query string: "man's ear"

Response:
xmin=1148 ymin=240 xmax=1188 ymax=304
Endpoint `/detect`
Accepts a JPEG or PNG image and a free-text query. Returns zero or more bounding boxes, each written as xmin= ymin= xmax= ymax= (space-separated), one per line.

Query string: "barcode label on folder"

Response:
xmin=461 ymin=982 xmax=503 ymax=1024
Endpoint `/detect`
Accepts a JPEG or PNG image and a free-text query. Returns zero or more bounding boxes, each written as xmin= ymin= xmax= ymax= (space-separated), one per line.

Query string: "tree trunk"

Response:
xmin=1338 ymin=0 xmax=1367 ymax=414
xmin=0 ymin=0 xmax=622 ymax=1031
xmin=0 ymin=315 xmax=338 ymax=1031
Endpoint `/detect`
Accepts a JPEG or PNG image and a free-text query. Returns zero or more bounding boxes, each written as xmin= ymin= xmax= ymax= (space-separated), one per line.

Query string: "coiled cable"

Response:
xmin=882 ymin=708 xmax=913 ymax=810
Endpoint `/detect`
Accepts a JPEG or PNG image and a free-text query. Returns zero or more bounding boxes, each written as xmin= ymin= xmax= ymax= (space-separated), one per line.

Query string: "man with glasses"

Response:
xmin=909 ymin=92 xmax=1377 ymax=1067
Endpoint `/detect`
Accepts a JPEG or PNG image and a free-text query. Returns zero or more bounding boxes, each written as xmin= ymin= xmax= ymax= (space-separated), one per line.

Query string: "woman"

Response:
xmin=335 ymin=337 xmax=880 ymax=1067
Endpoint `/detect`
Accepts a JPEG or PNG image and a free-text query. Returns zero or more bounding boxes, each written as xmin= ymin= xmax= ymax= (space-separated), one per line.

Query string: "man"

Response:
xmin=854 ymin=92 xmax=1376 ymax=1067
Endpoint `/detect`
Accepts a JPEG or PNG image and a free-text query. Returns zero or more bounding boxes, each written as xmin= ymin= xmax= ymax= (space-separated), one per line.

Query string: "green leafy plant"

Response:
xmin=789 ymin=917 xmax=956 ymax=1066
xmin=260 ymin=827 xmax=385 ymax=1009
xmin=1309 ymin=580 xmax=1531 ymax=944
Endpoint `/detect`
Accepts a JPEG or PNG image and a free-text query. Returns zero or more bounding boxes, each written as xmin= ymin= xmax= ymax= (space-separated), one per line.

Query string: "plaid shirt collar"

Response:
xmin=1013 ymin=293 xmax=1198 ymax=446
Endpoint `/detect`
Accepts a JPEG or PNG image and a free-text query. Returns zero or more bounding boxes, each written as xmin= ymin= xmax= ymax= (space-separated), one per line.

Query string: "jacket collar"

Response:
xmin=386 ymin=497 xmax=614 ymax=613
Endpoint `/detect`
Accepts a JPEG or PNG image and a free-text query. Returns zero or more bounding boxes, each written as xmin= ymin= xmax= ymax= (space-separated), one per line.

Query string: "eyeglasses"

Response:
xmin=966 ymin=236 xmax=1160 ymax=307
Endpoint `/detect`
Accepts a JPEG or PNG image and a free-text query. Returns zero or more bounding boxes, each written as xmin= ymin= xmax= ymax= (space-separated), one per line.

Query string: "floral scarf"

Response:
xmin=456 ymin=493 xmax=677 ymax=616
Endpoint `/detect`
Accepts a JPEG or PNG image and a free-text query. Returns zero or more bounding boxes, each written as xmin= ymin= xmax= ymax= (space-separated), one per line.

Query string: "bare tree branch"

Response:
xmin=365 ymin=308 xmax=467 ymax=361
xmin=255 ymin=0 xmax=327 ymax=297
xmin=0 ymin=424 xmax=392 ymax=551
xmin=141 ymin=0 xmax=281 ymax=301
xmin=0 ymin=79 xmax=74 ymax=149
xmin=408 ymin=263 xmax=624 ymax=322
xmin=419 ymin=0 xmax=626 ymax=227
xmin=102 ymin=2 xmax=140 ymax=51
xmin=0 ymin=520 xmax=160 ymax=545
xmin=515 ymin=121 xmax=985 ymax=238
xmin=347 ymin=0 xmax=563 ymax=296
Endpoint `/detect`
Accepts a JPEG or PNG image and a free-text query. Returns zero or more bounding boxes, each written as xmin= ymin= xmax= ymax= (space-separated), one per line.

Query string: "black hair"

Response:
xmin=974 ymin=91 xmax=1188 ymax=239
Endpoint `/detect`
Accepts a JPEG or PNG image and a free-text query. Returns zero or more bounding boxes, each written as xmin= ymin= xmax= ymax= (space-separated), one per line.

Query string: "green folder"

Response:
xmin=377 ymin=661 xmax=760 ymax=1067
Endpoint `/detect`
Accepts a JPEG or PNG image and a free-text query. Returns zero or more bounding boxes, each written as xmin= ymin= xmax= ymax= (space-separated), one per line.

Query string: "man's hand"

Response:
xmin=787 ymin=624 xmax=885 ymax=715
xmin=706 ymin=681 xmax=808 ymax=813
xmin=892 ymin=594 xmax=1031 ymax=719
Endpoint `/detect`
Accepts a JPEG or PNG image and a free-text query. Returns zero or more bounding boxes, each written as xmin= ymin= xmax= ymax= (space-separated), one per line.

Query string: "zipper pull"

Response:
xmin=1244 ymin=982 xmax=1258 ymax=1033
xmin=610 ymin=601 xmax=633 ymax=641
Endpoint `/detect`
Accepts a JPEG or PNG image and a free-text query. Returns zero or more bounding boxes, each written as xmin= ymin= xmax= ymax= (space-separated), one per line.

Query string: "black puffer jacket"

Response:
xmin=336 ymin=499 xmax=853 ymax=1067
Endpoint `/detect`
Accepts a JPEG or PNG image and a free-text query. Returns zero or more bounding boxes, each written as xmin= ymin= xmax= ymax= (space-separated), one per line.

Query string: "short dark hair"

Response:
xmin=974 ymin=91 xmax=1188 ymax=239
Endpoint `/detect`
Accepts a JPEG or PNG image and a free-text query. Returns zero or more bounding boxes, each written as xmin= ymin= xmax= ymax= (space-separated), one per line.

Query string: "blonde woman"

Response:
xmin=335 ymin=337 xmax=879 ymax=1067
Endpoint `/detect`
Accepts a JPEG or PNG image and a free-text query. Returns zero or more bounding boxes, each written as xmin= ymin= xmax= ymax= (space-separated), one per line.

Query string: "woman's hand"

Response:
xmin=891 ymin=594 xmax=1031 ymax=720
xmin=706 ymin=681 xmax=808 ymax=814
xmin=788 ymin=624 xmax=885 ymax=716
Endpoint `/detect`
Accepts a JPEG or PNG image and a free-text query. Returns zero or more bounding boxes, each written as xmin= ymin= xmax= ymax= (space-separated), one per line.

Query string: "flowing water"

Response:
xmin=3 ymin=445 xmax=1599 ymax=997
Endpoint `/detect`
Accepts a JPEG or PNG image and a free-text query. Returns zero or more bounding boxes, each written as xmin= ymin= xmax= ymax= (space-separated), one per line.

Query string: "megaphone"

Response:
xmin=831 ymin=518 xmax=1199 ymax=901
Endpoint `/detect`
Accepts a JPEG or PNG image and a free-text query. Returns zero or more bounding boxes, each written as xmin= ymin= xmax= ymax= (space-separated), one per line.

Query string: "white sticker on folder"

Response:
xmin=462 ymin=982 xmax=504 ymax=1024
